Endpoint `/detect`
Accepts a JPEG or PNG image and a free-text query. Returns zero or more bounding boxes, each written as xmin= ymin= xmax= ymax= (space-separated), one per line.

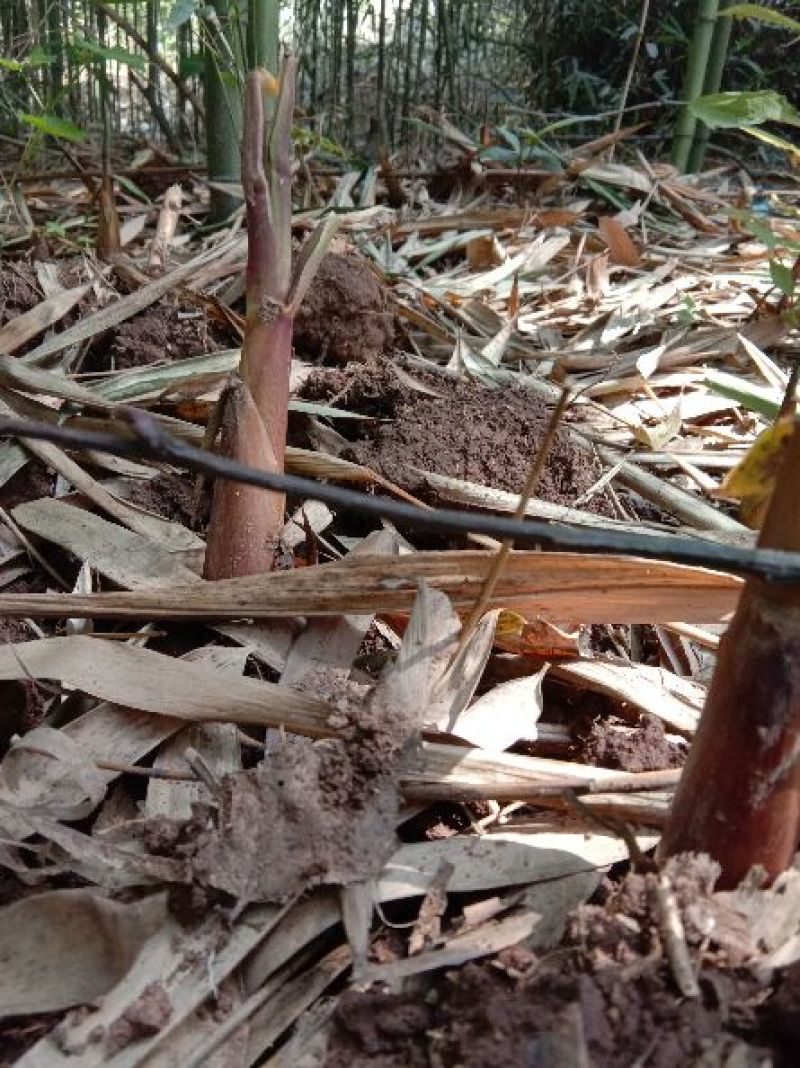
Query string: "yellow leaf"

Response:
xmin=495 ymin=609 xmax=527 ymax=640
xmin=713 ymin=416 xmax=795 ymax=528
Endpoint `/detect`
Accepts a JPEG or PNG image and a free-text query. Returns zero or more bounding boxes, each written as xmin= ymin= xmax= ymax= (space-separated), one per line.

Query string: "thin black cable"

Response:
xmin=1 ymin=411 xmax=798 ymax=581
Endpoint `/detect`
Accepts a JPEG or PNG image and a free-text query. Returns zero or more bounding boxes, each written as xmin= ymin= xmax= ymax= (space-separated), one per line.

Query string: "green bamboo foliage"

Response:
xmin=0 ymin=1 xmax=791 ymax=168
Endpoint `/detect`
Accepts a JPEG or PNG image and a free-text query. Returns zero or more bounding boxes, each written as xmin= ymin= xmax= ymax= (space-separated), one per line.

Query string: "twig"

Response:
xmin=456 ymin=387 xmax=571 ymax=651
xmin=95 ymin=760 xmax=197 ymax=781
xmin=565 ymin=790 xmax=657 ymax=873
xmin=3 ymin=411 xmax=800 ymax=580
xmin=402 ymin=767 xmax=682 ymax=805
xmin=648 ymin=872 xmax=701 ymax=998
xmin=607 ymin=0 xmax=651 ymax=159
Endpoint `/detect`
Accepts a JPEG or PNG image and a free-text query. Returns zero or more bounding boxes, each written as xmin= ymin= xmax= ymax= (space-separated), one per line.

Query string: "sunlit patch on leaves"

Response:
xmin=770 ymin=259 xmax=796 ymax=298
xmin=721 ymin=4 xmax=800 ymax=33
xmin=69 ymin=36 xmax=146 ymax=71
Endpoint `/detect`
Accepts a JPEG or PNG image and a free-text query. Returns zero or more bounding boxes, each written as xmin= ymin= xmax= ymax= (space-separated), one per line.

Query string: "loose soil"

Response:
xmin=325 ymin=857 xmax=786 ymax=1068
xmin=0 ymin=263 xmax=41 ymax=327
xmin=86 ymin=300 xmax=229 ymax=372
xmin=301 ymin=362 xmax=609 ymax=512
xmin=122 ymin=471 xmax=209 ymax=529
xmin=0 ymin=259 xmax=93 ymax=340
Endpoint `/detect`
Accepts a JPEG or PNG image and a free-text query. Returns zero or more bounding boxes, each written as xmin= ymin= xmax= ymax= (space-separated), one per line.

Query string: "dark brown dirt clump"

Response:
xmin=0 ymin=262 xmax=40 ymax=326
xmin=572 ymin=713 xmax=686 ymax=772
xmin=121 ymin=471 xmax=208 ymax=529
xmin=184 ymin=706 xmax=412 ymax=906
xmin=294 ymin=253 xmax=395 ymax=364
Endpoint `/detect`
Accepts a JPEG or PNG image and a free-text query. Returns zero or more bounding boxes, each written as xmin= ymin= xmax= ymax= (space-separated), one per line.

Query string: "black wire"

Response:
xmin=2 ymin=412 xmax=798 ymax=582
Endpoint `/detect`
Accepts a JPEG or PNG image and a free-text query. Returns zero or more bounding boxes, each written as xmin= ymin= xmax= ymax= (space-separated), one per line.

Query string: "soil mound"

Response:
xmin=294 ymin=253 xmax=394 ymax=364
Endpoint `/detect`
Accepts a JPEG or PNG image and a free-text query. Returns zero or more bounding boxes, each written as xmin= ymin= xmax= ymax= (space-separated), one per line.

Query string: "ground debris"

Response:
xmin=325 ymin=855 xmax=800 ymax=1067
xmin=188 ymin=713 xmax=413 ymax=906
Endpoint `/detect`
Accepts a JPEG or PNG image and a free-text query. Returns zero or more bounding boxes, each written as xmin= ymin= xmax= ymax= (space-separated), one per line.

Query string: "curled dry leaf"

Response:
xmin=448 ymin=663 xmax=547 ymax=751
xmin=0 ymin=726 xmax=108 ymax=821
xmin=0 ymin=889 xmax=167 ymax=1017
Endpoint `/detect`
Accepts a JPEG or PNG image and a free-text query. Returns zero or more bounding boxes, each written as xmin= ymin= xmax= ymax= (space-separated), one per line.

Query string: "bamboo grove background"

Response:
xmin=1 ymin=0 xmax=798 ymax=160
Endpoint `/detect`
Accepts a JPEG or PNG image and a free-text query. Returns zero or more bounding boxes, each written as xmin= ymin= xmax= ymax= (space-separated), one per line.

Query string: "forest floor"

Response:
xmin=0 ymin=137 xmax=799 ymax=1066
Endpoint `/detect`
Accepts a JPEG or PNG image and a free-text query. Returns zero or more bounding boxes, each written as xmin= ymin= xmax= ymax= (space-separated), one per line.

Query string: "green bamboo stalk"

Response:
xmin=329 ymin=0 xmax=343 ymax=138
xmin=46 ymin=0 xmax=64 ymax=114
xmin=203 ymin=0 xmax=244 ymax=224
xmin=687 ymin=9 xmax=734 ymax=173
xmin=414 ymin=0 xmax=429 ymax=112
xmin=248 ymin=0 xmax=279 ymax=73
xmin=376 ymin=0 xmax=389 ymax=143
xmin=401 ymin=0 xmax=416 ymax=133
xmin=146 ymin=0 xmax=159 ymax=103
xmin=671 ymin=0 xmax=720 ymax=173
xmin=93 ymin=1 xmax=205 ymax=120
xmin=345 ymin=0 xmax=356 ymax=133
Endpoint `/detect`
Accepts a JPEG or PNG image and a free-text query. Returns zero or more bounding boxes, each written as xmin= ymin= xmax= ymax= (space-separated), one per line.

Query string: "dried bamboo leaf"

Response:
xmin=137 ymin=978 xmax=248 ymax=1068
xmin=279 ymin=528 xmax=401 ymax=690
xmin=21 ymin=243 xmax=237 ymax=366
xmin=420 ymin=469 xmax=662 ymax=534
xmin=0 ymin=646 xmax=252 ymax=848
xmin=15 ymin=903 xmax=287 ymax=1067
xmin=89 ymin=349 xmax=240 ymax=404
xmin=0 ymin=551 xmax=742 ymax=623
xmin=450 ymin=663 xmax=547 ymax=751
xmin=551 ymin=658 xmax=704 ymax=735
xmin=0 ymin=354 xmax=116 ymax=410
xmin=375 ymin=583 xmax=460 ymax=723
xmin=359 ymin=909 xmax=539 ymax=981
xmin=20 ymin=440 xmax=203 ymax=552
xmin=597 ymin=216 xmax=642 ymax=268
xmin=4 ymin=808 xmax=187 ymax=889
xmin=0 ymin=726 xmax=108 ymax=821
xmin=0 ymin=284 xmax=91 ymax=355
xmin=146 ymin=725 xmax=242 ymax=821
xmin=0 ymin=637 xmax=332 ymax=734
xmin=13 ymin=498 xmax=201 ymax=588
xmin=407 ymin=739 xmax=649 ymax=792
xmin=378 ymin=820 xmax=659 ymax=899
xmin=238 ymin=945 xmax=350 ymax=1068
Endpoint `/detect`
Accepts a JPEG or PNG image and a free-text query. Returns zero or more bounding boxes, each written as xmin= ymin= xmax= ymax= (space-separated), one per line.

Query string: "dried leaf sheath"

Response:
xmin=202 ymin=377 xmax=284 ymax=580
